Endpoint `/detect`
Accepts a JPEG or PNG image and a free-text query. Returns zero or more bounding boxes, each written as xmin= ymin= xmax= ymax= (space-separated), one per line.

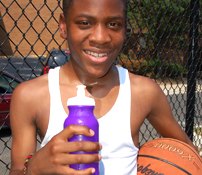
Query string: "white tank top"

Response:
xmin=41 ymin=66 xmax=139 ymax=175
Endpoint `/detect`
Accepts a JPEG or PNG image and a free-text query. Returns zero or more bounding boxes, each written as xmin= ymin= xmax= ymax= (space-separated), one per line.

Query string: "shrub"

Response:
xmin=118 ymin=54 xmax=184 ymax=79
xmin=163 ymin=62 xmax=184 ymax=78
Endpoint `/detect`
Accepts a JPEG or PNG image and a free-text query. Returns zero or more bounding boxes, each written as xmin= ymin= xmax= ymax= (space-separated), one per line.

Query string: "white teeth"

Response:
xmin=86 ymin=51 xmax=107 ymax=58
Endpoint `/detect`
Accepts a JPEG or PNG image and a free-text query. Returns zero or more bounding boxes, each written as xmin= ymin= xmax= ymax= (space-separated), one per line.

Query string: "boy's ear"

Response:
xmin=59 ymin=13 xmax=67 ymax=39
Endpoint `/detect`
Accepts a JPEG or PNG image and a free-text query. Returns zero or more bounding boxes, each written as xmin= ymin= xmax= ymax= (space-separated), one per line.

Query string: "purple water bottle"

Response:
xmin=64 ymin=85 xmax=99 ymax=175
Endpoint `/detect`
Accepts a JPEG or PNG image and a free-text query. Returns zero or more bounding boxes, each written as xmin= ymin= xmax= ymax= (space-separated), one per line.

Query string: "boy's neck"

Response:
xmin=60 ymin=62 xmax=119 ymax=98
xmin=62 ymin=61 xmax=118 ymax=87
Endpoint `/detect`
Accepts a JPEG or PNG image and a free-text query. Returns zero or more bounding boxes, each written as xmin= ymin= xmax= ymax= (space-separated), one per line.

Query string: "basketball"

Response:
xmin=137 ymin=138 xmax=202 ymax=175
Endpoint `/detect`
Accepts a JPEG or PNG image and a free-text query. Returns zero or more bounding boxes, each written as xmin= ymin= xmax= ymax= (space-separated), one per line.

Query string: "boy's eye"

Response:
xmin=108 ymin=22 xmax=121 ymax=29
xmin=80 ymin=21 xmax=90 ymax=25
xmin=77 ymin=21 xmax=92 ymax=29
xmin=110 ymin=22 xmax=118 ymax=26
xmin=77 ymin=21 xmax=91 ymax=26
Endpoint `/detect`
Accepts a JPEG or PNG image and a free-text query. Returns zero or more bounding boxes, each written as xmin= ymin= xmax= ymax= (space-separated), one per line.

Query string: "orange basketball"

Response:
xmin=137 ymin=138 xmax=202 ymax=175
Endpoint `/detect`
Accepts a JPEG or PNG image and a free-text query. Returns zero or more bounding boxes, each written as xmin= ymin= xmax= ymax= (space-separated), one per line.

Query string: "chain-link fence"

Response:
xmin=0 ymin=0 xmax=202 ymax=174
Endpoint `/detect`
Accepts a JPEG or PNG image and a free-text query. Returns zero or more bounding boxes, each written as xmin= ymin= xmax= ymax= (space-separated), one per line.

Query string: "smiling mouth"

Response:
xmin=85 ymin=50 xmax=108 ymax=58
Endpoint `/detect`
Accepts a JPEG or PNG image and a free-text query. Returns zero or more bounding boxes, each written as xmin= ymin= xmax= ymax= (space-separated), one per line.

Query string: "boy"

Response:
xmin=9 ymin=0 xmax=195 ymax=175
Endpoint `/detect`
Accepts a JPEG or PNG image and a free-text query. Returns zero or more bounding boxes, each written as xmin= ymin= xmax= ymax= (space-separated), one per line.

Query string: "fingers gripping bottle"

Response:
xmin=63 ymin=85 xmax=99 ymax=174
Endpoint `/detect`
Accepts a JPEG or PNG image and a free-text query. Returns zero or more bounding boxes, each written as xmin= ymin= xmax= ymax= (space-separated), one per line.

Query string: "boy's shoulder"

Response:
xmin=12 ymin=74 xmax=49 ymax=103
xmin=129 ymin=73 xmax=159 ymax=88
xmin=129 ymin=72 xmax=163 ymax=98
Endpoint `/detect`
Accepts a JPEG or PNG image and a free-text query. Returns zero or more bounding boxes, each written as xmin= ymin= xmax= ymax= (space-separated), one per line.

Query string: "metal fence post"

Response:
xmin=186 ymin=0 xmax=199 ymax=141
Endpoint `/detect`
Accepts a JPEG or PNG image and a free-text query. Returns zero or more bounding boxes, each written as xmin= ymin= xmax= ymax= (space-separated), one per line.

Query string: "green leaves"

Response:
xmin=127 ymin=0 xmax=190 ymax=54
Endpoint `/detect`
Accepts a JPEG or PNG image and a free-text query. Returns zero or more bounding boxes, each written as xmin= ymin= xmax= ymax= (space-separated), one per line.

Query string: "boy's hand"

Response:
xmin=27 ymin=125 xmax=102 ymax=175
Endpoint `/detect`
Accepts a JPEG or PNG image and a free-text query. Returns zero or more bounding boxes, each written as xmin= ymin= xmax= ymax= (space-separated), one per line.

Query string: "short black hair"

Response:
xmin=62 ymin=0 xmax=73 ymax=20
xmin=62 ymin=0 xmax=129 ymax=20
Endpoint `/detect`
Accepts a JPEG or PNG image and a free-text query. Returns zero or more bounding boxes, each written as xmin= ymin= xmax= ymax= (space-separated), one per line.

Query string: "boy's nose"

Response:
xmin=89 ymin=24 xmax=111 ymax=45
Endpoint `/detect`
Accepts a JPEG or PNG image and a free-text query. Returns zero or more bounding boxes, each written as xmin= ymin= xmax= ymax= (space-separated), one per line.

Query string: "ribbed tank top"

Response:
xmin=41 ymin=66 xmax=139 ymax=175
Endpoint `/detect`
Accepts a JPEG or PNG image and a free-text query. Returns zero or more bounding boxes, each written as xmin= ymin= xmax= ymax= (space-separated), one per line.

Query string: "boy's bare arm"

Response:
xmin=9 ymin=81 xmax=38 ymax=175
xmin=129 ymin=73 xmax=195 ymax=149
xmin=146 ymin=79 xmax=196 ymax=149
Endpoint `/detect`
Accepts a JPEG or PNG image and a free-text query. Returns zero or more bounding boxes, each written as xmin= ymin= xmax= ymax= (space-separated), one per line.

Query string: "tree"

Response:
xmin=127 ymin=0 xmax=191 ymax=59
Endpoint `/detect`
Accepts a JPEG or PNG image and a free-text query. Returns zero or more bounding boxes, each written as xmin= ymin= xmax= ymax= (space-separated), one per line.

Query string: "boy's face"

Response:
xmin=60 ymin=0 xmax=126 ymax=78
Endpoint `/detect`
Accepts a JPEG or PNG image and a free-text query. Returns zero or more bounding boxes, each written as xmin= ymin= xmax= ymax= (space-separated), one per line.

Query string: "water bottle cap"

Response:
xmin=67 ymin=85 xmax=95 ymax=106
